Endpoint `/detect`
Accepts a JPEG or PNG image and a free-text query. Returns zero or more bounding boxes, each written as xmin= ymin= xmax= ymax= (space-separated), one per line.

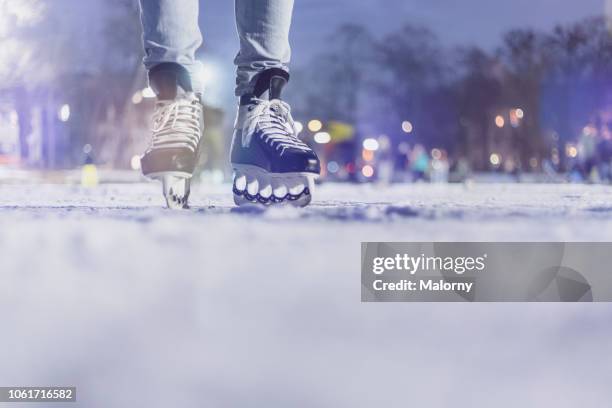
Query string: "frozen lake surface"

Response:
xmin=0 ymin=181 xmax=611 ymax=407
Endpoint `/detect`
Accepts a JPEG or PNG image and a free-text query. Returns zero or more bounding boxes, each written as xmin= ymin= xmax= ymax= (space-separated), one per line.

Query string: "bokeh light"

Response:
xmin=362 ymin=149 xmax=374 ymax=162
xmin=132 ymin=91 xmax=143 ymax=105
xmin=362 ymin=165 xmax=374 ymax=178
xmin=314 ymin=131 xmax=331 ymax=144
xmin=362 ymin=138 xmax=379 ymax=151
xmin=308 ymin=119 xmax=322 ymax=132
xmin=515 ymin=108 xmax=524 ymax=119
xmin=326 ymin=161 xmax=339 ymax=173
xmin=130 ymin=155 xmax=141 ymax=171
xmin=401 ymin=120 xmax=413 ymax=133
xmin=58 ymin=104 xmax=70 ymax=122
xmin=495 ymin=115 xmax=505 ymax=128
xmin=489 ymin=153 xmax=501 ymax=166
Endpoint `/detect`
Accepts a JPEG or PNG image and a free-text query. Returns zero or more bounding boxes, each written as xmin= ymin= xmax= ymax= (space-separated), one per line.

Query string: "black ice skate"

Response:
xmin=140 ymin=64 xmax=204 ymax=209
xmin=230 ymin=69 xmax=320 ymax=207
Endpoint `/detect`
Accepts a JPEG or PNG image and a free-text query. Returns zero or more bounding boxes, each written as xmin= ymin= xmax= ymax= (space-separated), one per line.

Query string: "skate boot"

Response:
xmin=230 ymin=69 xmax=320 ymax=207
xmin=140 ymin=64 xmax=204 ymax=209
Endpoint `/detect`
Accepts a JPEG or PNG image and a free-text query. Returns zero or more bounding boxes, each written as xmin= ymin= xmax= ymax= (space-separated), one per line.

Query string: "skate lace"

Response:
xmin=150 ymin=97 xmax=202 ymax=152
xmin=242 ymin=99 xmax=310 ymax=155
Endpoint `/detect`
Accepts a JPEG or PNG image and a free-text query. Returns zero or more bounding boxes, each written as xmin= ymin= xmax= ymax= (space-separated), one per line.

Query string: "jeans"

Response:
xmin=139 ymin=0 xmax=294 ymax=96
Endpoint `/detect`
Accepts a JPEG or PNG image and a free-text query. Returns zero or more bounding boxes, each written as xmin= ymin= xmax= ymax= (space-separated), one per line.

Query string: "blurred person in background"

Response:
xmin=577 ymin=122 xmax=597 ymax=181
xmin=138 ymin=0 xmax=320 ymax=209
xmin=429 ymin=149 xmax=449 ymax=183
xmin=409 ymin=144 xmax=430 ymax=182
xmin=595 ymin=121 xmax=612 ymax=182
xmin=376 ymin=135 xmax=394 ymax=184
xmin=449 ymin=156 xmax=471 ymax=183
xmin=395 ymin=142 xmax=412 ymax=182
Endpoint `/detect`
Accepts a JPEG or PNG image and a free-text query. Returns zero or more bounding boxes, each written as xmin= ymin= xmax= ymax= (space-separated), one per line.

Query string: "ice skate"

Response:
xmin=230 ymin=69 xmax=320 ymax=207
xmin=140 ymin=65 xmax=204 ymax=209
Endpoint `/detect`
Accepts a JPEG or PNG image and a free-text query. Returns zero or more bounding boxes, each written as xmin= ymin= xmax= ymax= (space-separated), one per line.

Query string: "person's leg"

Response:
xmin=230 ymin=0 xmax=320 ymax=207
xmin=138 ymin=0 xmax=205 ymax=209
xmin=139 ymin=0 xmax=204 ymax=94
xmin=234 ymin=0 xmax=294 ymax=96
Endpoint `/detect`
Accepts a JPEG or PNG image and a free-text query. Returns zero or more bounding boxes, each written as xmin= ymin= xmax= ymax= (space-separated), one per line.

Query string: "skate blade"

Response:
xmin=232 ymin=164 xmax=316 ymax=208
xmin=148 ymin=173 xmax=192 ymax=210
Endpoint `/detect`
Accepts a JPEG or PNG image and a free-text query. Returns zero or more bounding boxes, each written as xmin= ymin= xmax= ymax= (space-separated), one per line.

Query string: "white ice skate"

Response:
xmin=140 ymin=68 xmax=204 ymax=209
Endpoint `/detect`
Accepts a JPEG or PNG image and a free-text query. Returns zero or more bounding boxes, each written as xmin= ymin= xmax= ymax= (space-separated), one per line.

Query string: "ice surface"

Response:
xmin=0 ymin=181 xmax=611 ymax=407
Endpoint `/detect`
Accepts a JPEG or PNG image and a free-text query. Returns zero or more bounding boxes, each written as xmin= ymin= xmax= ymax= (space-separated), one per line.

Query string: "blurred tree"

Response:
xmin=453 ymin=47 xmax=503 ymax=169
xmin=86 ymin=0 xmax=145 ymax=167
xmin=497 ymin=29 xmax=548 ymax=168
xmin=375 ymin=24 xmax=455 ymax=151
xmin=0 ymin=0 xmax=52 ymax=87
xmin=0 ymin=0 xmax=144 ymax=168
xmin=289 ymin=23 xmax=376 ymax=125
xmin=541 ymin=17 xmax=612 ymax=154
xmin=289 ymin=16 xmax=612 ymax=174
xmin=0 ymin=0 xmax=48 ymax=163
xmin=6 ymin=4 xmax=612 ymax=174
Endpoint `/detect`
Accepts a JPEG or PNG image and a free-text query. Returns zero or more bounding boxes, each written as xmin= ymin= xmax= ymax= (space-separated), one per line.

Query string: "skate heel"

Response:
xmin=232 ymin=164 xmax=316 ymax=207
